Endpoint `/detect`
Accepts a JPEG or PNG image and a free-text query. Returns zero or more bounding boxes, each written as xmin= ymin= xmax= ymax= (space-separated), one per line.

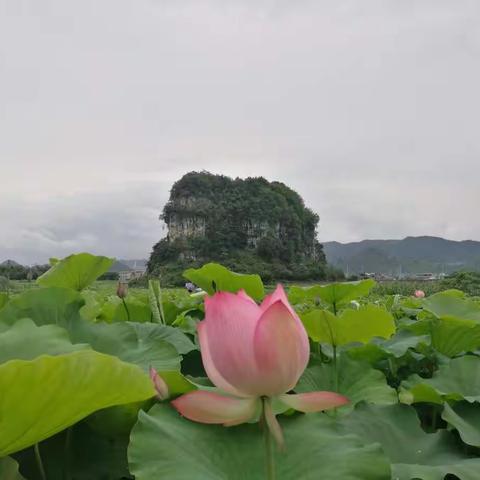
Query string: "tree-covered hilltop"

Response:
xmin=148 ymin=172 xmax=339 ymax=283
xmin=0 ymin=260 xmax=49 ymax=281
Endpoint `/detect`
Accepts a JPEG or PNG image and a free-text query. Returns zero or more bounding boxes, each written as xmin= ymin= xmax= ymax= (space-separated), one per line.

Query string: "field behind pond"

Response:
xmin=6 ymin=277 xmax=449 ymax=299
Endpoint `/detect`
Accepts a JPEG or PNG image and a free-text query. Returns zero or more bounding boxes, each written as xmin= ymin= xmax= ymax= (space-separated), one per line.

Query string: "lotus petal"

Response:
xmin=279 ymin=392 xmax=349 ymax=413
xmin=200 ymin=292 xmax=264 ymax=396
xmin=172 ymin=391 xmax=260 ymax=426
xmin=237 ymin=289 xmax=258 ymax=306
xmin=260 ymin=284 xmax=294 ymax=316
xmin=254 ymin=300 xmax=309 ymax=396
xmin=197 ymin=322 xmax=246 ymax=397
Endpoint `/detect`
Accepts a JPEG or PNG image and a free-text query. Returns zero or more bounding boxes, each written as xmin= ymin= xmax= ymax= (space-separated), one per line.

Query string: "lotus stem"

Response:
xmin=148 ymin=279 xmax=166 ymax=324
xmin=331 ymin=344 xmax=339 ymax=417
xmin=329 ymin=303 xmax=339 ymax=392
xmin=148 ymin=280 xmax=162 ymax=323
xmin=157 ymin=278 xmax=166 ymax=325
xmin=262 ymin=398 xmax=276 ymax=480
xmin=122 ymin=298 xmax=131 ymax=322
xmin=432 ymin=407 xmax=438 ymax=431
xmin=388 ymin=357 xmax=397 ymax=378
xmin=34 ymin=442 xmax=47 ymax=480
xmin=65 ymin=427 xmax=72 ymax=480
xmin=332 ymin=344 xmax=338 ymax=393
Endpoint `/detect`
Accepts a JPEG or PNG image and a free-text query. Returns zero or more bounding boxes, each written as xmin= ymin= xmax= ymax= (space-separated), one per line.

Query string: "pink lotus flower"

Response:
xmin=414 ymin=290 xmax=425 ymax=298
xmin=171 ymin=285 xmax=348 ymax=446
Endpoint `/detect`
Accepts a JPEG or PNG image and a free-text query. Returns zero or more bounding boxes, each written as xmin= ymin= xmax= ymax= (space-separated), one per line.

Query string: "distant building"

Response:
xmin=118 ymin=261 xmax=147 ymax=282
xmin=407 ymin=273 xmax=438 ymax=281
xmin=360 ymin=272 xmax=376 ymax=279
xmin=118 ymin=269 xmax=145 ymax=282
xmin=360 ymin=272 xmax=395 ymax=281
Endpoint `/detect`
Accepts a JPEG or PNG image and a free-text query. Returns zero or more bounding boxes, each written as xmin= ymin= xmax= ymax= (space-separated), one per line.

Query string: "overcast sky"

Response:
xmin=1 ymin=0 xmax=479 ymax=264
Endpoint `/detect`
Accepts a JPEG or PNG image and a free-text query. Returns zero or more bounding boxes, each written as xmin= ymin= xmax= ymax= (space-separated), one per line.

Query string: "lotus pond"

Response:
xmin=1 ymin=253 xmax=480 ymax=480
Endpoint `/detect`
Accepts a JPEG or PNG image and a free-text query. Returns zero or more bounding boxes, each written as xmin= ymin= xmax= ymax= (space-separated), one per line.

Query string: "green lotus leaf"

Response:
xmin=0 ymin=284 xmax=188 ymax=372
xmin=348 ymin=330 xmax=430 ymax=364
xmin=0 ymin=287 xmax=84 ymax=329
xmin=96 ymin=296 xmax=121 ymax=322
xmin=301 ymin=308 xmax=337 ymax=343
xmin=423 ymin=291 xmax=480 ymax=322
xmin=400 ymin=355 xmax=480 ymax=404
xmin=87 ymin=370 xmax=196 ymax=438
xmin=398 ymin=384 xmax=443 ymax=405
xmin=161 ymin=301 xmax=185 ymax=325
xmin=379 ymin=329 xmax=431 ymax=357
xmin=399 ymin=317 xmax=432 ymax=335
xmin=339 ymin=403 xmax=480 ymax=480
xmin=157 ymin=370 xmax=197 ymax=396
xmin=14 ymin=420 xmax=132 ymax=480
xmin=67 ymin=320 xmax=187 ymax=372
xmin=79 ymin=290 xmax=103 ymax=321
xmin=346 ymin=343 xmax=389 ymax=365
xmin=37 ymin=253 xmax=114 ymax=291
xmin=0 ymin=292 xmax=9 ymax=310
xmin=0 ymin=318 xmax=88 ymax=364
xmin=430 ymin=315 xmax=480 ymax=357
xmin=0 ymin=350 xmax=155 ymax=456
xmin=296 ymin=355 xmax=397 ymax=414
xmin=301 ymin=305 xmax=395 ymax=346
xmin=128 ymin=404 xmax=391 ymax=480
xmin=441 ymin=402 xmax=480 ymax=447
xmin=146 ymin=323 xmax=197 ymax=355
xmin=183 ymin=263 xmax=264 ymax=301
xmin=113 ymin=299 xmax=152 ymax=323
xmin=87 ymin=399 xmax=155 ymax=437
xmin=289 ymin=279 xmax=375 ymax=309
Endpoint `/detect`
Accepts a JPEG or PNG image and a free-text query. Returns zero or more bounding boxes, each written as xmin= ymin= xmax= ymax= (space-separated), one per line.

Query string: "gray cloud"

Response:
xmin=0 ymin=181 xmax=170 ymax=264
xmin=1 ymin=0 xmax=479 ymax=264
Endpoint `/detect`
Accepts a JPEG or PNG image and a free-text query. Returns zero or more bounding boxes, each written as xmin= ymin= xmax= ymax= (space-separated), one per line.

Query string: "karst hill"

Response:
xmin=148 ymin=172 xmax=334 ymax=283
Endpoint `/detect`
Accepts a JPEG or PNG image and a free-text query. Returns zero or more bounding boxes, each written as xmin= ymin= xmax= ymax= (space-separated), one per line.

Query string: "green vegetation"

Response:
xmin=440 ymin=271 xmax=480 ymax=297
xmin=372 ymin=280 xmax=444 ymax=297
xmin=0 ymin=261 xmax=49 ymax=281
xmin=2 ymin=253 xmax=480 ymax=478
xmin=370 ymin=271 xmax=480 ymax=298
xmin=148 ymin=172 xmax=337 ymax=283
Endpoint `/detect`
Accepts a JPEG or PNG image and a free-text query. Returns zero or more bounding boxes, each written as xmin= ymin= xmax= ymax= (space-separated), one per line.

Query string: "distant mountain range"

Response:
xmin=323 ymin=236 xmax=480 ymax=275
xmin=0 ymin=260 xmax=23 ymax=268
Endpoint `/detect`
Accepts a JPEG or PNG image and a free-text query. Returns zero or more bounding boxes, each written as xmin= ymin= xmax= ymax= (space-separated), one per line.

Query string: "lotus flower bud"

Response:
xmin=150 ymin=367 xmax=169 ymax=400
xmin=414 ymin=290 xmax=425 ymax=298
xmin=116 ymin=281 xmax=128 ymax=299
